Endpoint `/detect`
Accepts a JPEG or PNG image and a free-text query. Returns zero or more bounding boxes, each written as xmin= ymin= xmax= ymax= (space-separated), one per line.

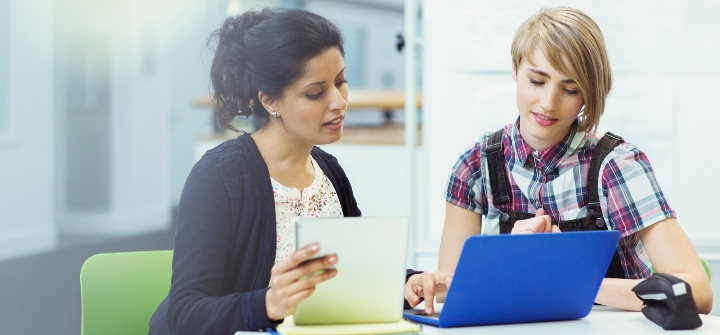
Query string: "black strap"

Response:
xmin=486 ymin=129 xmax=624 ymax=223
xmin=588 ymin=132 xmax=625 ymax=277
xmin=484 ymin=129 xmax=511 ymax=207
xmin=587 ymin=132 xmax=624 ymax=220
xmin=486 ymin=129 xmax=627 ymax=279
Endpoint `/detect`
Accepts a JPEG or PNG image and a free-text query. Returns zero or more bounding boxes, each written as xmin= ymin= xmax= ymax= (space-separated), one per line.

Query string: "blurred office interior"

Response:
xmin=2 ymin=0 xmax=720 ymax=334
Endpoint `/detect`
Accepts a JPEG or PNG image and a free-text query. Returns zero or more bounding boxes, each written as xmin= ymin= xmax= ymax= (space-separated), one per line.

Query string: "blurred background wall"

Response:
xmin=1 ymin=0 xmax=56 ymax=261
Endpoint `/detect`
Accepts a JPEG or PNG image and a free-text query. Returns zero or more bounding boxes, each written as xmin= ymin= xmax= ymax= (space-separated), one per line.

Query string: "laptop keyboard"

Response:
xmin=408 ymin=310 xmax=441 ymax=318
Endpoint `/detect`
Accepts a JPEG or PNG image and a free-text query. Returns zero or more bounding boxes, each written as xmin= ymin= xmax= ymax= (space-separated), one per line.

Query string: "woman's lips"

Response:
xmin=532 ymin=112 xmax=558 ymax=127
xmin=323 ymin=117 xmax=343 ymax=131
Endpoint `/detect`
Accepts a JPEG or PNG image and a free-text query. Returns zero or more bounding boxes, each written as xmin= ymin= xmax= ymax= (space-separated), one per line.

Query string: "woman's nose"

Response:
xmin=329 ymin=86 xmax=348 ymax=112
xmin=540 ymin=87 xmax=559 ymax=112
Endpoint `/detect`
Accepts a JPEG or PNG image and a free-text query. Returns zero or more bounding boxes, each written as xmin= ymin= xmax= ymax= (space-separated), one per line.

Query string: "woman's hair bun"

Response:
xmin=209 ymin=7 xmax=344 ymax=131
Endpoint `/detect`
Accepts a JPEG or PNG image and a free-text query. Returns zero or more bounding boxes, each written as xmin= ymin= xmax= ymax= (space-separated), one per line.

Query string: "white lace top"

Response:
xmin=272 ymin=157 xmax=343 ymax=264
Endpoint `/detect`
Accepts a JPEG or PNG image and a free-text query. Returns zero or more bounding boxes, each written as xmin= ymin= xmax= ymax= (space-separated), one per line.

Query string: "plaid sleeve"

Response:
xmin=445 ymin=139 xmax=487 ymax=214
xmin=600 ymin=143 xmax=676 ymax=237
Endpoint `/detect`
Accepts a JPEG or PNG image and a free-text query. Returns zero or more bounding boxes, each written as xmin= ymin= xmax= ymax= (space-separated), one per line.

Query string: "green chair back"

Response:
xmin=650 ymin=258 xmax=712 ymax=282
xmin=80 ymin=250 xmax=173 ymax=335
xmin=701 ymin=258 xmax=712 ymax=282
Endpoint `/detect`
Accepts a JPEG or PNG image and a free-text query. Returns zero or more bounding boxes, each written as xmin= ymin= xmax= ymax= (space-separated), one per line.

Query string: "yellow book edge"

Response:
xmin=274 ymin=316 xmax=420 ymax=335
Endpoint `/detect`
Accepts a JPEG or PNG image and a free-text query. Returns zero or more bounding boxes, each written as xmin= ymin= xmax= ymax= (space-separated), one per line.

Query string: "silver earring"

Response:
xmin=271 ymin=112 xmax=279 ymax=119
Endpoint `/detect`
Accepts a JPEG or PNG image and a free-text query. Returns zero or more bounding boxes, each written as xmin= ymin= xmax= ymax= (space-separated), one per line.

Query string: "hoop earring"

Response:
xmin=271 ymin=112 xmax=279 ymax=119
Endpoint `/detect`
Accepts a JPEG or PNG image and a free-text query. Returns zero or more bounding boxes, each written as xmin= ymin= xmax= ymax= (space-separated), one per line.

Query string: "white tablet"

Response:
xmin=292 ymin=217 xmax=409 ymax=325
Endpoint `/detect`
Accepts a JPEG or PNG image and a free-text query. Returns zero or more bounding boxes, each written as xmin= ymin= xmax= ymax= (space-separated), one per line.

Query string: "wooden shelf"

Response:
xmin=199 ymin=125 xmax=422 ymax=146
xmin=339 ymin=125 xmax=422 ymax=145
xmin=194 ymin=89 xmax=422 ymax=145
xmin=193 ymin=89 xmax=422 ymax=111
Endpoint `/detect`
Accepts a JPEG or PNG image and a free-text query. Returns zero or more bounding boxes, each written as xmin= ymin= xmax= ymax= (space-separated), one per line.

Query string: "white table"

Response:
xmin=415 ymin=305 xmax=720 ymax=334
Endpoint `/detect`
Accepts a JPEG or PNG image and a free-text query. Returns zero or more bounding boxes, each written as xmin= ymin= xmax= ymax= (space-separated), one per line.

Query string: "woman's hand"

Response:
xmin=511 ymin=208 xmax=560 ymax=234
xmin=265 ymin=243 xmax=338 ymax=321
xmin=404 ymin=271 xmax=454 ymax=314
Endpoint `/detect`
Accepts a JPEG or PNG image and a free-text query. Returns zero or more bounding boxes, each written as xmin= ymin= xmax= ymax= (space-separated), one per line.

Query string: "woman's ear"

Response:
xmin=258 ymin=91 xmax=279 ymax=116
xmin=511 ymin=63 xmax=518 ymax=82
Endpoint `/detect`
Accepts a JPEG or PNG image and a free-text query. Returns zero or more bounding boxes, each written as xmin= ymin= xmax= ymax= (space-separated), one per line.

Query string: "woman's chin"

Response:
xmin=316 ymin=131 xmax=343 ymax=146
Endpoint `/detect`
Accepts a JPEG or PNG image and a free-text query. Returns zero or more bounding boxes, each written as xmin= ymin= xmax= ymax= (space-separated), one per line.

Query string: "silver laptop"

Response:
xmin=292 ymin=217 xmax=409 ymax=325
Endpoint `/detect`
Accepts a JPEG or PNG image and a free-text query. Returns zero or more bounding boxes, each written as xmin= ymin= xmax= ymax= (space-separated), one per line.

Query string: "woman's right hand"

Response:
xmin=265 ymin=243 xmax=338 ymax=321
xmin=511 ymin=208 xmax=559 ymax=234
xmin=404 ymin=271 xmax=454 ymax=314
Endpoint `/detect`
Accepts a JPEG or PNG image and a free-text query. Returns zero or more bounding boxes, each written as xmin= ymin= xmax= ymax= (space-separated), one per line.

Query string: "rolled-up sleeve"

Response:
xmin=600 ymin=144 xmax=676 ymax=237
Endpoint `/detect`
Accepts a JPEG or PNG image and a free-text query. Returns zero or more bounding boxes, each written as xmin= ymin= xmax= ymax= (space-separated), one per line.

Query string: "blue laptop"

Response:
xmin=403 ymin=230 xmax=621 ymax=327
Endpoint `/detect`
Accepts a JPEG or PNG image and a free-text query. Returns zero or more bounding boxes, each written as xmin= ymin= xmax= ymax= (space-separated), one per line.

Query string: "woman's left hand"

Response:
xmin=265 ymin=243 xmax=338 ymax=321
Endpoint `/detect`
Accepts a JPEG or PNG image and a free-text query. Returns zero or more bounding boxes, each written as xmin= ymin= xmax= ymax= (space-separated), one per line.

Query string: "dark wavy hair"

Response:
xmin=208 ymin=7 xmax=344 ymax=131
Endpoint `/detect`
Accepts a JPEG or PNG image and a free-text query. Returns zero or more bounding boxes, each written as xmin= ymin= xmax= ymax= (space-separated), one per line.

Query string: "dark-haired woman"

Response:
xmin=149 ymin=8 xmax=361 ymax=335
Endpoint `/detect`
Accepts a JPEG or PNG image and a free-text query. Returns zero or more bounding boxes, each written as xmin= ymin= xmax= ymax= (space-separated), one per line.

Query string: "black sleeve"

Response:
xmin=166 ymin=157 xmax=277 ymax=334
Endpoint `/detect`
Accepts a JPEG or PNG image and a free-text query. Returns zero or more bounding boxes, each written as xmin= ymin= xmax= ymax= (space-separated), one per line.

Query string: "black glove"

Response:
xmin=632 ymin=273 xmax=702 ymax=330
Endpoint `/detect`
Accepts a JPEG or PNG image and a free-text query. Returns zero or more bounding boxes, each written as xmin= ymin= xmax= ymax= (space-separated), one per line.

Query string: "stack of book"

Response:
xmin=263 ymin=316 xmax=421 ymax=335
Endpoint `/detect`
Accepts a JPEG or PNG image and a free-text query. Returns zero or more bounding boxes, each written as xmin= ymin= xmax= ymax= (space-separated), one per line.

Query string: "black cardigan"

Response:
xmin=150 ymin=133 xmax=361 ymax=335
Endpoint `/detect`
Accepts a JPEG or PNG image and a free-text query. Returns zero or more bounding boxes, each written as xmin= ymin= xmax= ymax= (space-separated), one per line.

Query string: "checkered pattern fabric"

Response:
xmin=445 ymin=118 xmax=675 ymax=278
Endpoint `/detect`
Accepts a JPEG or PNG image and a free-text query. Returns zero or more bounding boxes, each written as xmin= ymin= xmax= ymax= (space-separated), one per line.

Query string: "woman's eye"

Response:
xmin=335 ymin=80 xmax=348 ymax=87
xmin=529 ymin=78 xmax=543 ymax=85
xmin=306 ymin=92 xmax=323 ymax=100
xmin=565 ymin=89 xmax=579 ymax=95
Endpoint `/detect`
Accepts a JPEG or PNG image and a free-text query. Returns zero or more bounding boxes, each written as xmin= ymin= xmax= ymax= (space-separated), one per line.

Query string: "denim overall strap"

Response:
xmin=587 ymin=132 xmax=626 ymax=279
xmin=484 ymin=129 xmax=627 ymax=278
xmin=484 ymin=129 xmax=511 ymax=208
xmin=587 ymin=132 xmax=624 ymax=229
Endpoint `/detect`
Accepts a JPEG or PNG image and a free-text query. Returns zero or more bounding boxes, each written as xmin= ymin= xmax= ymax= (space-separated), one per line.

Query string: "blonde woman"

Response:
xmin=405 ymin=7 xmax=712 ymax=315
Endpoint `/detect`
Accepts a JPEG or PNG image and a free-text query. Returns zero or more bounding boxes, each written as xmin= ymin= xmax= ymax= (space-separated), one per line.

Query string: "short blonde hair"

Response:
xmin=511 ymin=7 xmax=612 ymax=133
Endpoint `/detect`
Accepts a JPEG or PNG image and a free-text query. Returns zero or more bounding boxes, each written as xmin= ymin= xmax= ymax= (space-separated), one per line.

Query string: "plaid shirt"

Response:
xmin=445 ymin=118 xmax=675 ymax=279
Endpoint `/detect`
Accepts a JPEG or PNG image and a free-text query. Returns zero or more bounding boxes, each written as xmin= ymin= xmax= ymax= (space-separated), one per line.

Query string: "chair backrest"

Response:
xmin=701 ymin=258 xmax=712 ymax=282
xmin=651 ymin=258 xmax=712 ymax=282
xmin=80 ymin=250 xmax=173 ymax=335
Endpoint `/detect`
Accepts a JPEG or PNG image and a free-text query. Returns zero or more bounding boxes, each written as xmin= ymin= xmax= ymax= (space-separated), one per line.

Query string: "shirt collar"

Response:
xmin=510 ymin=117 xmax=586 ymax=173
